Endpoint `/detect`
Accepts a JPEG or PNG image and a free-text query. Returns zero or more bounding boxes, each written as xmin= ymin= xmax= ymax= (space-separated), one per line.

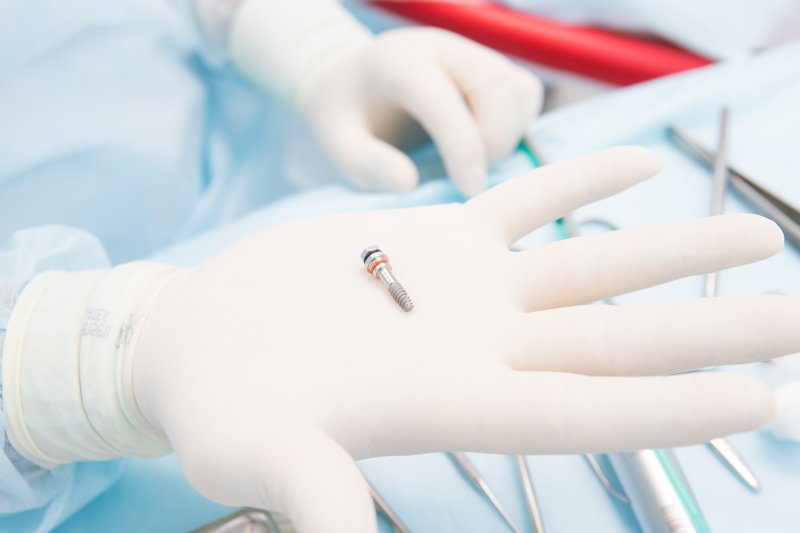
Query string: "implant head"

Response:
xmin=360 ymin=245 xmax=381 ymax=263
xmin=361 ymin=246 xmax=391 ymax=275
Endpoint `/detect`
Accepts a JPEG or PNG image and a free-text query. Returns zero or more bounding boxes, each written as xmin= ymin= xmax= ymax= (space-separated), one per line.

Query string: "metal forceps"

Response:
xmin=671 ymin=108 xmax=763 ymax=493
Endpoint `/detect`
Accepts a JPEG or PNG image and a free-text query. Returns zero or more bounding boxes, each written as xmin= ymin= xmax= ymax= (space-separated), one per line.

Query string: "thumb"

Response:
xmin=316 ymin=115 xmax=419 ymax=193
xmin=177 ymin=420 xmax=377 ymax=533
xmin=254 ymin=424 xmax=376 ymax=533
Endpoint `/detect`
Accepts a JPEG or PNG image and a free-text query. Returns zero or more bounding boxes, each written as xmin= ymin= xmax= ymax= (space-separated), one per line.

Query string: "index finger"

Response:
xmin=465 ymin=146 xmax=663 ymax=244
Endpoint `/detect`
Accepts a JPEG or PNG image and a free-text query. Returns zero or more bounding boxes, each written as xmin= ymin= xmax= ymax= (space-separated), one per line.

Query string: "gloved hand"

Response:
xmin=229 ymin=1 xmax=542 ymax=196
xmin=298 ymin=27 xmax=543 ymax=196
xmin=5 ymin=147 xmax=800 ymax=533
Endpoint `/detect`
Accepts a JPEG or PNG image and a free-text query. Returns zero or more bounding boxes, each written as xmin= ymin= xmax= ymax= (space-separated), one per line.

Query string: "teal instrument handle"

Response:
xmin=655 ymin=449 xmax=712 ymax=533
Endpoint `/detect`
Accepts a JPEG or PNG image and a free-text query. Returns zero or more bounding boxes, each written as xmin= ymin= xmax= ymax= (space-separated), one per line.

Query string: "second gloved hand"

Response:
xmin=299 ymin=27 xmax=543 ymax=196
xmin=5 ymin=147 xmax=800 ymax=533
xmin=229 ymin=1 xmax=542 ymax=196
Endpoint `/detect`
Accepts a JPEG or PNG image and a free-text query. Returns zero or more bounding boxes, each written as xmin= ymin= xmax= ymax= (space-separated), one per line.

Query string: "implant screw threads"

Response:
xmin=361 ymin=246 xmax=414 ymax=312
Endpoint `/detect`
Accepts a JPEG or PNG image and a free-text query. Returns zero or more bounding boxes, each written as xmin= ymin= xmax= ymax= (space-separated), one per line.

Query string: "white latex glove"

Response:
xmin=5 ymin=147 xmax=800 ymax=533
xmin=229 ymin=1 xmax=543 ymax=196
xmin=298 ymin=27 xmax=543 ymax=196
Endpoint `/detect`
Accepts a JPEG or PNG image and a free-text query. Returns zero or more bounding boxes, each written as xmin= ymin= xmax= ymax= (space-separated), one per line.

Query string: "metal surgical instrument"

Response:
xmin=447 ymin=452 xmax=523 ymax=533
xmin=669 ymin=123 xmax=800 ymax=251
xmin=585 ymin=454 xmax=630 ymax=504
xmin=703 ymin=107 xmax=730 ymax=297
xmin=368 ymin=481 xmax=411 ymax=533
xmin=516 ymin=455 xmax=546 ymax=533
xmin=707 ymin=439 xmax=762 ymax=493
xmin=693 ymin=108 xmax=763 ymax=493
xmin=610 ymin=449 xmax=712 ymax=533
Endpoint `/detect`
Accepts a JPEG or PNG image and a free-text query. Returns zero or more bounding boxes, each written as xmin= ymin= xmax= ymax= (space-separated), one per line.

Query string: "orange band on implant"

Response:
xmin=369 ymin=258 xmax=389 ymax=274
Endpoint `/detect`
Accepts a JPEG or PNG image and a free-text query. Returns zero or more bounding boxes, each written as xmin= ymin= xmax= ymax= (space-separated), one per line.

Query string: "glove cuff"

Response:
xmin=229 ymin=0 xmax=372 ymax=108
xmin=2 ymin=262 xmax=181 ymax=468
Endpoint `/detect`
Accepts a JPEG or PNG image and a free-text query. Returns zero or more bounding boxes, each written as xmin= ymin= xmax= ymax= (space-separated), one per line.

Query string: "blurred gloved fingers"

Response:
xmin=465 ymin=146 xmax=662 ymax=243
xmin=176 ymin=420 xmax=376 ymax=533
xmin=440 ymin=36 xmax=543 ymax=162
xmin=399 ymin=371 xmax=774 ymax=454
xmin=502 ymin=295 xmax=800 ymax=375
xmin=314 ymin=114 xmax=420 ymax=192
xmin=387 ymin=63 xmax=488 ymax=197
xmin=512 ymin=213 xmax=783 ymax=310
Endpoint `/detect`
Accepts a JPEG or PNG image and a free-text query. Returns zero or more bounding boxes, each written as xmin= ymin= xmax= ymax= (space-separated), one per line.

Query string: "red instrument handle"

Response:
xmin=370 ymin=1 xmax=711 ymax=85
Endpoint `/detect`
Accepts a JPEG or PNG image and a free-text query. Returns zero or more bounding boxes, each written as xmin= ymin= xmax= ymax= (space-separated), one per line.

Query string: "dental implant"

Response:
xmin=361 ymin=246 xmax=414 ymax=312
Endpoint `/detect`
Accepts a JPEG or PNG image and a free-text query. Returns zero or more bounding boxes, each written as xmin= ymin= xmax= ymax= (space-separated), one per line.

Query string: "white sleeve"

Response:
xmin=176 ymin=0 xmax=372 ymax=103
xmin=0 ymin=226 xmax=111 ymax=331
xmin=0 ymin=226 xmax=111 ymax=409
xmin=0 ymin=226 xmax=119 ymax=527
